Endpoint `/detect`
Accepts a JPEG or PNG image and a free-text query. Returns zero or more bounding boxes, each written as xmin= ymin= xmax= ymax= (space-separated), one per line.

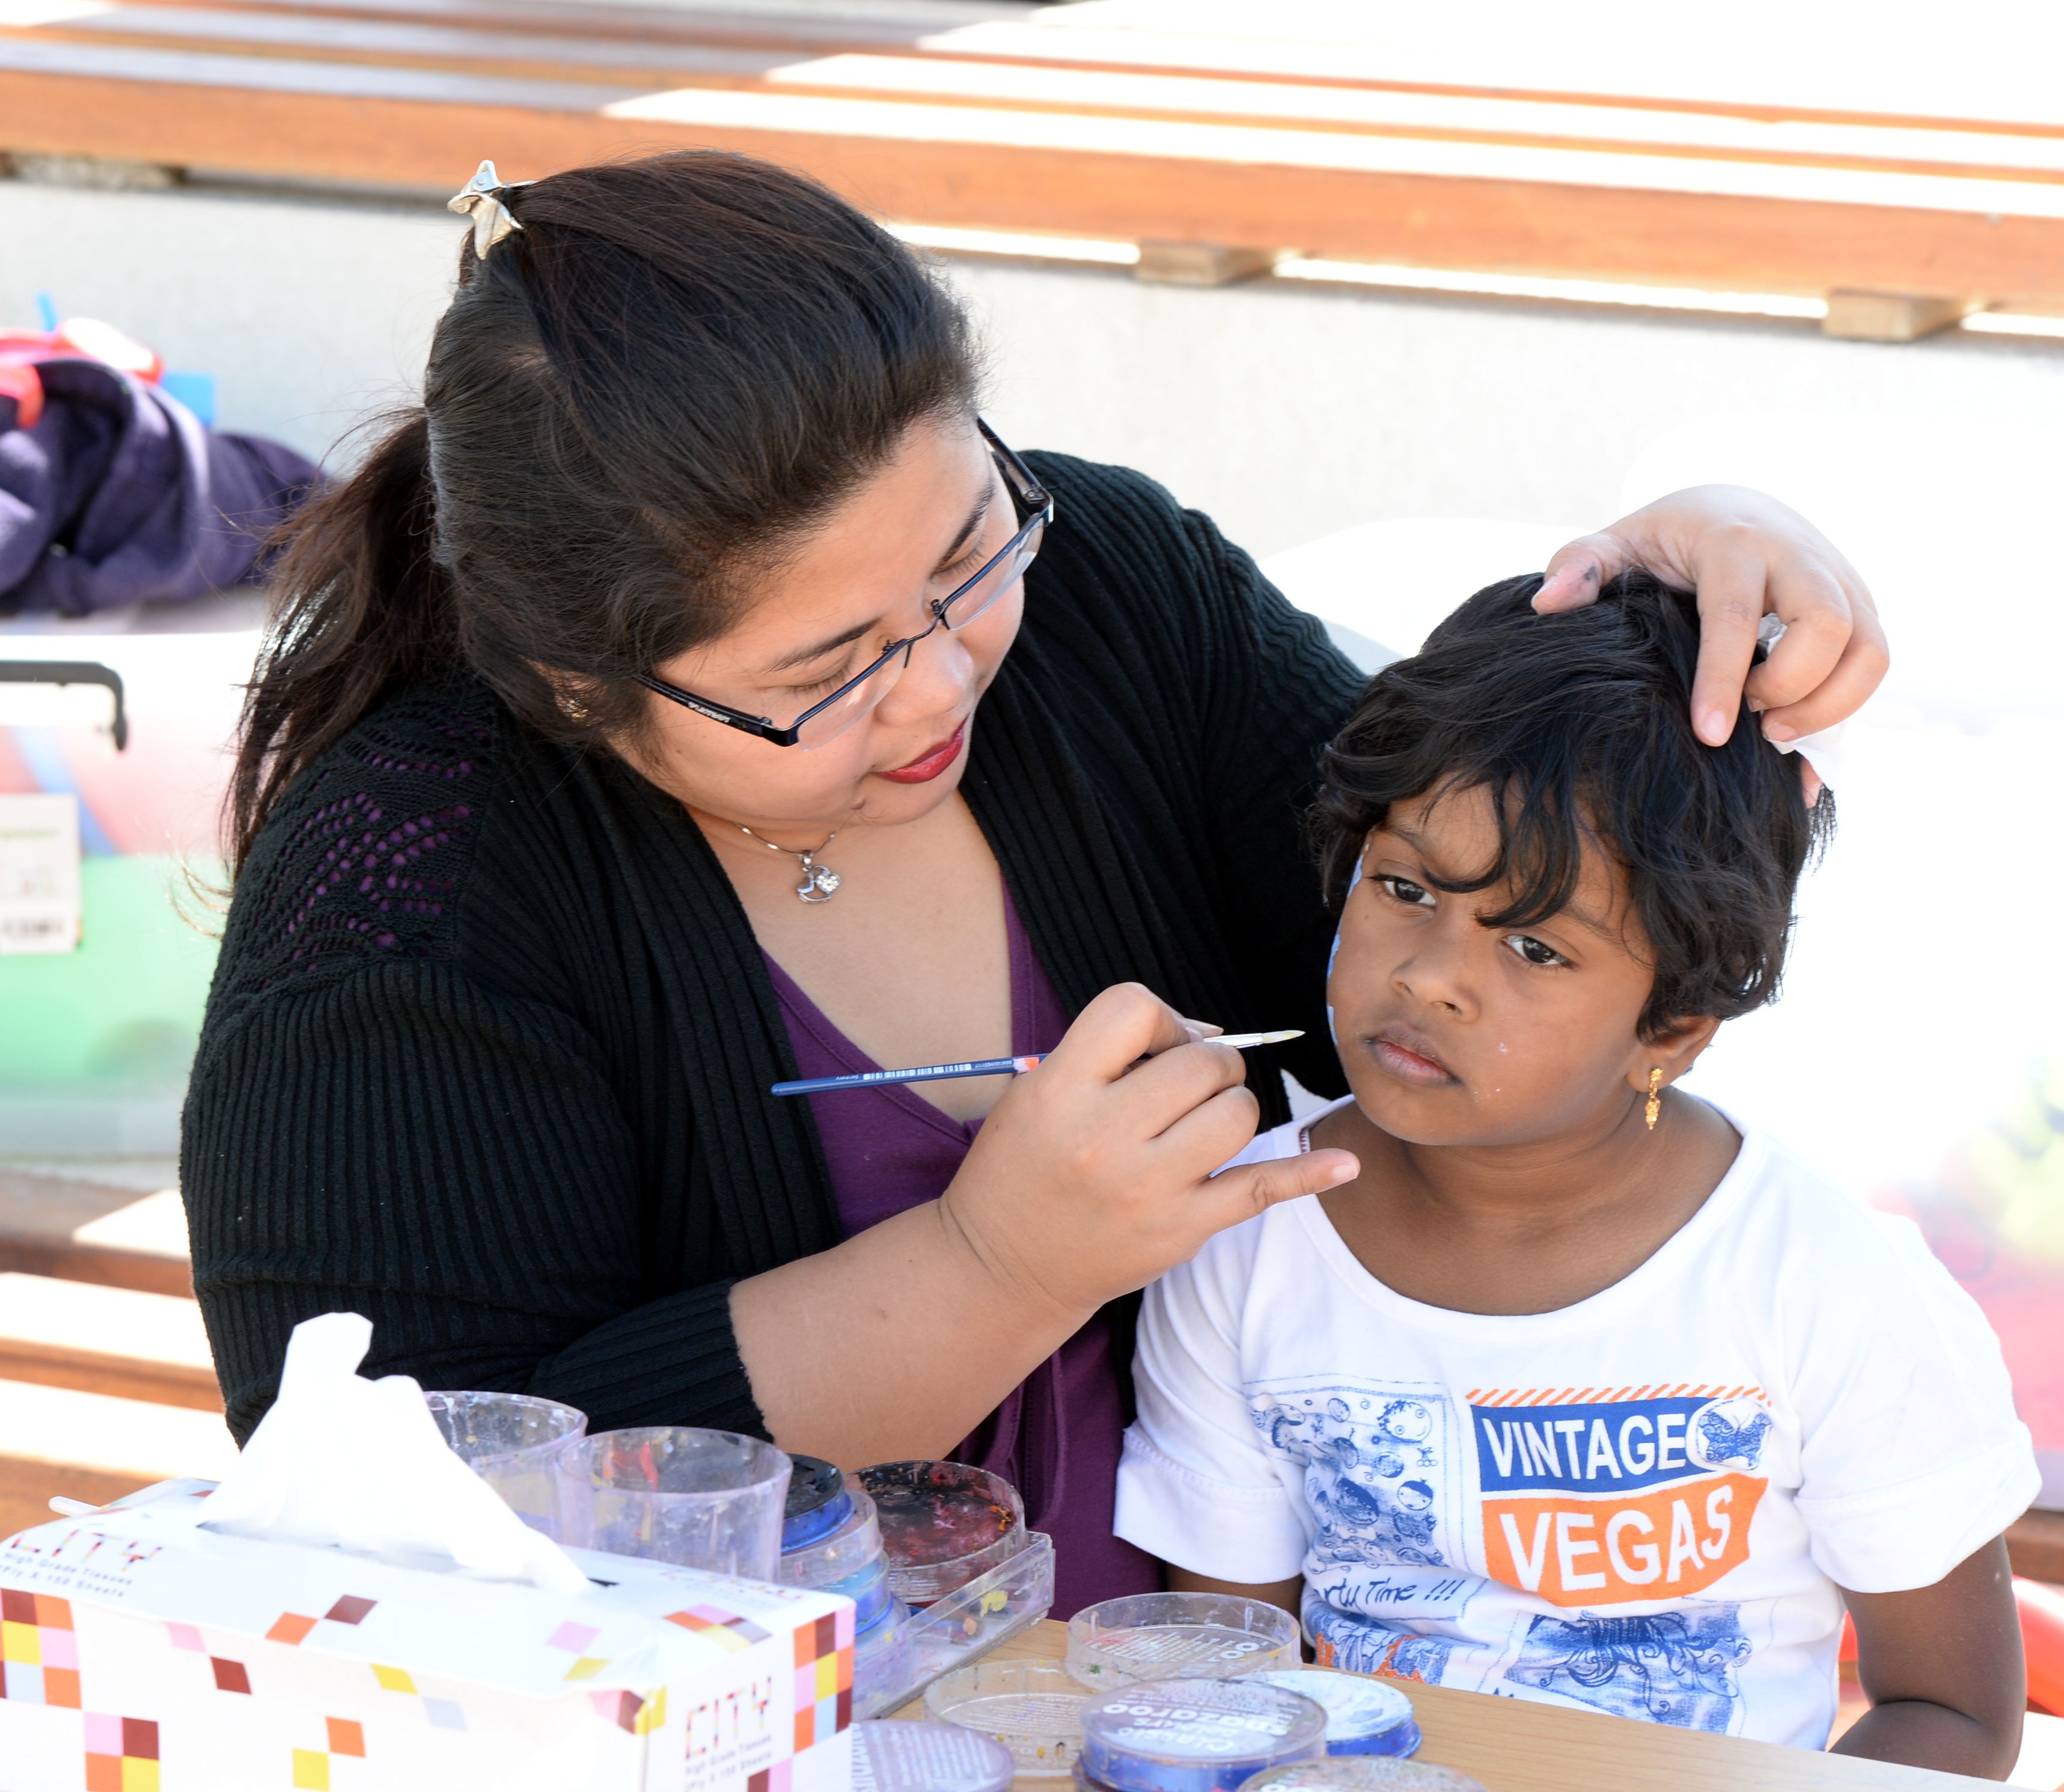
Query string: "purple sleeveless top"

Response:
xmin=762 ymin=886 xmax=1158 ymax=1617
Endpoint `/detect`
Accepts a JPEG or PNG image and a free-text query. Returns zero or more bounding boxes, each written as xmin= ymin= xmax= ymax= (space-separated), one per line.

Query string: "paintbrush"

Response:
xmin=771 ymin=1029 xmax=1304 ymax=1097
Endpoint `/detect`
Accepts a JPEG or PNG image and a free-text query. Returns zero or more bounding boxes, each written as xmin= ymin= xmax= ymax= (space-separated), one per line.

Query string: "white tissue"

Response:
xmin=202 ymin=1312 xmax=591 ymax=1595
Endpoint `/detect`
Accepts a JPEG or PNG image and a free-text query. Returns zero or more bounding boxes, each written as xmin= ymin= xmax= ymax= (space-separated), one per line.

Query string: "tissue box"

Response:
xmin=0 ymin=1481 xmax=855 ymax=1792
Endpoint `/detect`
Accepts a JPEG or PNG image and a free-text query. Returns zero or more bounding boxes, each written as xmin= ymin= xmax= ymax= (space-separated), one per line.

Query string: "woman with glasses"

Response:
xmin=186 ymin=153 xmax=1884 ymax=1613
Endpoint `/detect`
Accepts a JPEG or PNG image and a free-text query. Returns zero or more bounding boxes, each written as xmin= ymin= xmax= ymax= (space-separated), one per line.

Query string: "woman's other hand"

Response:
xmin=1534 ymin=486 xmax=1886 ymax=791
xmin=942 ymin=983 xmax=1359 ymax=1324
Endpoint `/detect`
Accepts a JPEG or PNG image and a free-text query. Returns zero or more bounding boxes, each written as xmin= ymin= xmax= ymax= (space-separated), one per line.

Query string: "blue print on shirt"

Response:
xmin=1253 ymin=1380 xmax=1460 ymax=1570
xmin=1304 ymin=1597 xmax=1461 ymax=1684
xmin=1505 ymin=1605 xmax=1749 ymax=1731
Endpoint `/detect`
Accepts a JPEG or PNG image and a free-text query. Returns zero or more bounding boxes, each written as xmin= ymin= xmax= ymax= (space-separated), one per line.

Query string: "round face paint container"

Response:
xmin=1251 ymin=1671 xmax=1418 ymax=1758
xmin=850 ymin=1719 xmax=1016 ymax=1792
xmin=781 ymin=1454 xmax=852 ymax=1548
xmin=1075 ymin=1677 xmax=1327 ymax=1792
xmin=1238 ymin=1760 xmax=1488 ymax=1791
xmin=778 ymin=1466 xmax=896 ymax=1633
xmin=858 ymin=1460 xmax=1025 ymax=1605
xmin=1067 ymin=1593 xmax=1299 ymax=1687
xmin=926 ymin=1656 xmax=1092 ymax=1778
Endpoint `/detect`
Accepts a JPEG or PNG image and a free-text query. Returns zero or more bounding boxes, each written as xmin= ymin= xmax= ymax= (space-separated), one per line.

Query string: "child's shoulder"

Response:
xmin=1718 ymin=1114 xmax=1973 ymax=1324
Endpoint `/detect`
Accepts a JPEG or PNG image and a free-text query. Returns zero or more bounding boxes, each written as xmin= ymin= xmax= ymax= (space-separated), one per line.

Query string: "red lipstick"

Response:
xmin=878 ymin=721 xmax=967 ymax=784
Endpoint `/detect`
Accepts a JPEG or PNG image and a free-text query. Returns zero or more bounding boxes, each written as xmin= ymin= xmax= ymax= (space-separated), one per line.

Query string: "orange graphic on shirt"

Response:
xmin=1482 ymin=1474 xmax=1764 ymax=1607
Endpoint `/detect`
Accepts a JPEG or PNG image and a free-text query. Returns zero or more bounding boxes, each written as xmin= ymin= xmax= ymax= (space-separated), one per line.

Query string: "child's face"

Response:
xmin=1328 ymin=782 xmax=1712 ymax=1148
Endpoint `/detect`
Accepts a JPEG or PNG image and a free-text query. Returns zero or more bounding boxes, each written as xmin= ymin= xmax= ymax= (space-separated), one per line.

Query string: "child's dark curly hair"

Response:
xmin=1310 ymin=570 xmax=1834 ymax=1041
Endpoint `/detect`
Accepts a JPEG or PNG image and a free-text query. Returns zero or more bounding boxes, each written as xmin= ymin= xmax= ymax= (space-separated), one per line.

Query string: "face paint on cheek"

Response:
xmin=1325 ymin=860 xmax=1364 ymax=1047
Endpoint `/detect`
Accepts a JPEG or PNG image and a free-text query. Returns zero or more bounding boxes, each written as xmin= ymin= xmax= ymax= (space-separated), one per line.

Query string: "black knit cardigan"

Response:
xmin=182 ymin=454 xmax=1366 ymax=1443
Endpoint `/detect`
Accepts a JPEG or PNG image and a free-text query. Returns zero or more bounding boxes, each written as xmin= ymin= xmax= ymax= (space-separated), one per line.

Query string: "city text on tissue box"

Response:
xmin=0 ymin=1479 xmax=855 ymax=1792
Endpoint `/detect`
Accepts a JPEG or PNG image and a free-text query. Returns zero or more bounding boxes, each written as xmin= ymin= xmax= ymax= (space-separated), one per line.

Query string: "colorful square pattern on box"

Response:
xmin=0 ymin=1483 xmax=857 ymax=1792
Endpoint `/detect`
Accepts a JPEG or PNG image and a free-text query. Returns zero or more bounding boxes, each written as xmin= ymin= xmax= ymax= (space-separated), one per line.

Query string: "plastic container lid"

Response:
xmin=859 ymin=1459 xmax=1026 ymax=1605
xmin=1237 ymin=1761 xmax=1487 ymax=1791
xmin=1251 ymin=1672 xmax=1418 ymax=1759
xmin=782 ymin=1454 xmax=852 ymax=1549
xmin=926 ymin=1655 xmax=1092 ymax=1778
xmin=850 ymin=1719 xmax=1016 ymax=1792
xmin=1067 ymin=1593 xmax=1300 ymax=1686
xmin=1078 ymin=1677 xmax=1327 ymax=1792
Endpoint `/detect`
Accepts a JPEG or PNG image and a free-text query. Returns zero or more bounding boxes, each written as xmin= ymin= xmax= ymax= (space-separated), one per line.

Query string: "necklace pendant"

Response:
xmin=796 ymin=859 xmax=841 ymax=904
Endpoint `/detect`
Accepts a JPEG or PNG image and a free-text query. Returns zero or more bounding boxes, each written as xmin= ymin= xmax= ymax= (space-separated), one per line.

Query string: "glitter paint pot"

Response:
xmin=850 ymin=1719 xmax=1016 ymax=1792
xmin=1238 ymin=1760 xmax=1488 ymax=1791
xmin=1067 ymin=1593 xmax=1300 ymax=1687
xmin=1251 ymin=1671 xmax=1419 ymax=1759
xmin=1074 ymin=1678 xmax=1327 ymax=1792
xmin=925 ymin=1655 xmax=1092 ymax=1778
xmin=858 ymin=1460 xmax=1025 ymax=1605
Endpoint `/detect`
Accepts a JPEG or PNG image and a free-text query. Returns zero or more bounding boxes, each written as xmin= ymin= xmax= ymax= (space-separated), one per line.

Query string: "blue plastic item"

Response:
xmin=1251 ymin=1671 xmax=1418 ymax=1758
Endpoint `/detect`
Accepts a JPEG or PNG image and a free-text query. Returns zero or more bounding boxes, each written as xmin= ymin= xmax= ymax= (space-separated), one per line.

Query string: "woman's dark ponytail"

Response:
xmin=229 ymin=410 xmax=454 ymax=868
xmin=227 ymin=150 xmax=977 ymax=874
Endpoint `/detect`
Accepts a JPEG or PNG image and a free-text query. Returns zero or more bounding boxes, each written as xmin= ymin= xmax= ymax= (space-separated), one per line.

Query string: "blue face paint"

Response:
xmin=1326 ymin=858 xmax=1364 ymax=1047
xmin=1074 ymin=1678 xmax=1326 ymax=1792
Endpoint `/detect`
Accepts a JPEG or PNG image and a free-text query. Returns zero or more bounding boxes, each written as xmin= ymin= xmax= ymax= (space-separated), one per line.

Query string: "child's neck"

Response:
xmin=1307 ymin=1093 xmax=1741 ymax=1317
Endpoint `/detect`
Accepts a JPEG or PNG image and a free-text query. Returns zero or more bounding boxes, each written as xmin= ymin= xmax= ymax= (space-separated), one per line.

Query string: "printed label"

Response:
xmin=1471 ymin=1391 xmax=1770 ymax=1608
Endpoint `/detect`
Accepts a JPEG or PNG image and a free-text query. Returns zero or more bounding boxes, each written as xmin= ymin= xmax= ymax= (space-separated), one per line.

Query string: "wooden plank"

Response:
xmin=20 ymin=11 xmax=2064 ymax=196
xmin=903 ymin=1621 xmax=1983 ymax=1790
xmin=0 ymin=1455 xmax=149 ymax=1544
xmin=65 ymin=0 xmax=2064 ymax=147
xmin=0 ymin=1172 xmax=192 ymax=1298
xmin=0 ymin=1336 xmax=222 ymax=1410
xmin=0 ymin=1272 xmax=221 ymax=1412
xmin=6 ymin=66 xmax=2064 ymax=307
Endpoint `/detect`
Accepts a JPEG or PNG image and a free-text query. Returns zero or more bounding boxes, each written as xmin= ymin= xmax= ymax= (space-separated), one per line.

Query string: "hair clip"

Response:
xmin=447 ymin=159 xmax=528 ymax=259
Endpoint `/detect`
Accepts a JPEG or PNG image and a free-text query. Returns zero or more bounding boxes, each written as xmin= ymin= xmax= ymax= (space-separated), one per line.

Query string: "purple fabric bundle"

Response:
xmin=0 ymin=355 xmax=320 ymax=615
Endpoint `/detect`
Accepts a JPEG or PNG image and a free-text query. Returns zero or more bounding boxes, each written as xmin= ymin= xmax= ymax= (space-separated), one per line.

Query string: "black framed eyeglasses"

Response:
xmin=636 ymin=419 xmax=1052 ymax=751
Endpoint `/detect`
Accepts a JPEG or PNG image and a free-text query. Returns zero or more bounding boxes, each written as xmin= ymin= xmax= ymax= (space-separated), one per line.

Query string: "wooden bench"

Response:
xmin=1 ymin=0 xmax=2062 ymax=328
xmin=0 ymin=1170 xmax=231 ymax=1533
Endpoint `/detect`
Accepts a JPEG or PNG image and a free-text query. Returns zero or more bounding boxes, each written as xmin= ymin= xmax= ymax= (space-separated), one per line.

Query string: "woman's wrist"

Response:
xmin=930 ymin=1186 xmax=1098 ymax=1339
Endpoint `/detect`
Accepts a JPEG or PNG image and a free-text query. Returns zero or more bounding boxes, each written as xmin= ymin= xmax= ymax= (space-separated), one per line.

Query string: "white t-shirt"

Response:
xmin=1114 ymin=1097 xmax=2038 ymax=1750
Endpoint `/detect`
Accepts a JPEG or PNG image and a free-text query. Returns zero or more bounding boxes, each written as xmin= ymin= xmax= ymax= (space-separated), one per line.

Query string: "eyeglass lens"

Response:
xmin=793 ymin=512 xmax=1045 ymax=751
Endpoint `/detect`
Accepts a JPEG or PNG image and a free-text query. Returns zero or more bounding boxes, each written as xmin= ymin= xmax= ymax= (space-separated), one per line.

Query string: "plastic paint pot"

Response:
xmin=778 ymin=1461 xmax=897 ymax=1634
xmin=1067 ymin=1593 xmax=1301 ymax=1687
xmin=1251 ymin=1671 xmax=1418 ymax=1758
xmin=1073 ymin=1677 xmax=1327 ymax=1792
xmin=850 ymin=1718 xmax=1016 ymax=1792
xmin=1238 ymin=1760 xmax=1488 ymax=1790
xmin=926 ymin=1655 xmax=1092 ymax=1778
xmin=858 ymin=1459 xmax=1026 ymax=1605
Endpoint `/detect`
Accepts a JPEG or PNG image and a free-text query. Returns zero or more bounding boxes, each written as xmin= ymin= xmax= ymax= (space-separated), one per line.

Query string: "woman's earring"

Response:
xmin=1644 ymin=1067 xmax=1664 ymax=1131
xmin=558 ymin=693 xmax=590 ymax=724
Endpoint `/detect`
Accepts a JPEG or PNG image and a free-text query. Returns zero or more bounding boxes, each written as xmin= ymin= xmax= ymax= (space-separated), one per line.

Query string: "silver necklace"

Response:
xmin=739 ymin=823 xmax=841 ymax=904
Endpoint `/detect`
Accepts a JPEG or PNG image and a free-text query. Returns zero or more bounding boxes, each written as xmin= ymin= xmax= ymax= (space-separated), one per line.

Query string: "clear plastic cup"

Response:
xmin=422 ymin=1390 xmax=587 ymax=1541
xmin=563 ymin=1427 xmax=791 ymax=1580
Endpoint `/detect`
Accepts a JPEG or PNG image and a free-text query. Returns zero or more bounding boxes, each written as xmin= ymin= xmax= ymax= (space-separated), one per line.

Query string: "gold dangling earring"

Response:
xmin=1644 ymin=1067 xmax=1664 ymax=1131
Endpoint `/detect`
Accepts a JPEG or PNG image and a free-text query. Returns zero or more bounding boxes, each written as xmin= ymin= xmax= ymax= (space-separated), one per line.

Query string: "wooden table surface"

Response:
xmin=896 ymin=1620 xmax=1986 ymax=1791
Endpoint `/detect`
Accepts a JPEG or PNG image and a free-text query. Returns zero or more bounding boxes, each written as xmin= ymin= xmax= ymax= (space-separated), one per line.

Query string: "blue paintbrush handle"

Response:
xmin=771 ymin=1055 xmax=1042 ymax=1097
xmin=769 ymin=1030 xmax=1301 ymax=1097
